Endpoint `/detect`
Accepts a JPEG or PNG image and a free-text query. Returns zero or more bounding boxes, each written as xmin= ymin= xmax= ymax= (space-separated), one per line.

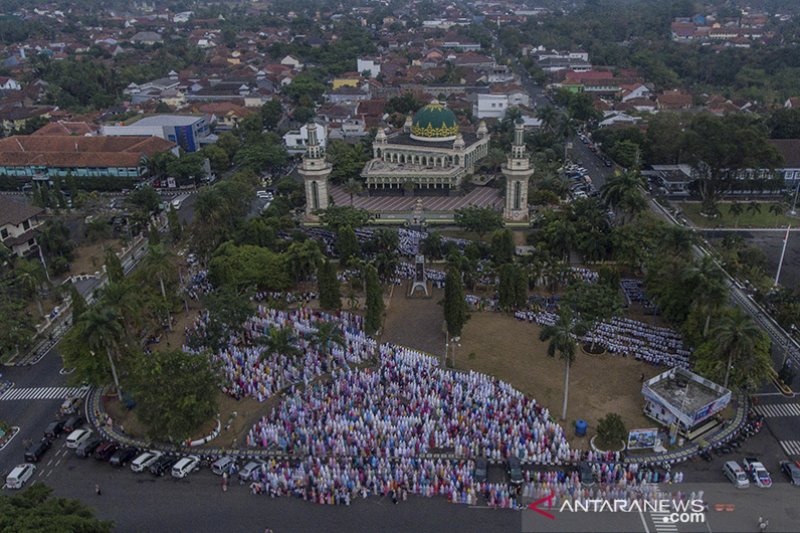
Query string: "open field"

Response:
xmin=676 ymin=201 xmax=796 ymax=229
xmin=382 ymin=289 xmax=658 ymax=449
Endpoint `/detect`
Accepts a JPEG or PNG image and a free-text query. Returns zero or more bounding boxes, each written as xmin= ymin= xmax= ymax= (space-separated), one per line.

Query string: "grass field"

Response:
xmin=382 ymin=289 xmax=658 ymax=449
xmin=676 ymin=201 xmax=796 ymax=228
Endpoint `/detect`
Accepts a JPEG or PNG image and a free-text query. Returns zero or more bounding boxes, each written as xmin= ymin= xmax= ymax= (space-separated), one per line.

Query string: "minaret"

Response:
xmin=502 ymin=119 xmax=534 ymax=223
xmin=299 ymin=121 xmax=332 ymax=222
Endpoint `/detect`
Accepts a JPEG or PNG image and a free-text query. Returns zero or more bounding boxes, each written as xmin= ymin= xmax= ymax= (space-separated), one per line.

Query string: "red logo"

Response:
xmin=527 ymin=492 xmax=556 ymax=520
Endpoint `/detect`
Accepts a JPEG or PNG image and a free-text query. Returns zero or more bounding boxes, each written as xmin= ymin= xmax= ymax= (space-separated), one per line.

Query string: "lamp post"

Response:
xmin=450 ymin=336 xmax=461 ymax=368
xmin=791 ymin=178 xmax=800 ymax=216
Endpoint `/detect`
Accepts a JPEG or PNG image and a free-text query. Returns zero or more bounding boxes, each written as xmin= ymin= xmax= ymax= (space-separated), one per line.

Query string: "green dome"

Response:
xmin=411 ymin=102 xmax=459 ymax=141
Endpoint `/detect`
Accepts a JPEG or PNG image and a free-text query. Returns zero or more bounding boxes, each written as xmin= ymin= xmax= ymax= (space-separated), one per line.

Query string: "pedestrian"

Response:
xmin=95 ymin=484 xmax=101 ymax=496
xmin=640 ymin=373 xmax=645 ymax=382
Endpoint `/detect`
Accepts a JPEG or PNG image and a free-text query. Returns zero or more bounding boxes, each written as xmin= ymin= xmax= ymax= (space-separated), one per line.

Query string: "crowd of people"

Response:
xmin=513 ymin=311 xmax=691 ymax=369
xmin=247 ymin=344 xmax=572 ymax=463
xmin=183 ymin=307 xmax=376 ymax=402
xmin=620 ymin=278 xmax=655 ymax=311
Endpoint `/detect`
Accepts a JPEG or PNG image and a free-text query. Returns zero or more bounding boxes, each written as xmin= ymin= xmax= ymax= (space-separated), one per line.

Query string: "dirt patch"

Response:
xmin=383 ymin=285 xmax=446 ymax=356
xmin=67 ymin=239 xmax=122 ymax=278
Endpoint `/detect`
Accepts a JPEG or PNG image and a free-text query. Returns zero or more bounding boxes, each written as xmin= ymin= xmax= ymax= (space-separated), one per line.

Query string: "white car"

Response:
xmin=65 ymin=428 xmax=93 ymax=449
xmin=130 ymin=451 xmax=163 ymax=473
xmin=171 ymin=455 xmax=200 ymax=479
xmin=256 ymin=190 xmax=272 ymax=199
xmin=5 ymin=463 xmax=35 ymax=489
xmin=743 ymin=458 xmax=772 ymax=488
xmin=238 ymin=460 xmax=266 ymax=482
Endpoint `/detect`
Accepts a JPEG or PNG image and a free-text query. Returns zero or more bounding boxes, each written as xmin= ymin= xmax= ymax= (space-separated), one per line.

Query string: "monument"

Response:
xmin=502 ymin=119 xmax=534 ymax=223
xmin=299 ymin=120 xmax=332 ymax=222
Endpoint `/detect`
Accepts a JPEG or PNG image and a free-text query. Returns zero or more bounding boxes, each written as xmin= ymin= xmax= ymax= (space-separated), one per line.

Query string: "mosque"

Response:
xmin=300 ymin=101 xmax=533 ymax=225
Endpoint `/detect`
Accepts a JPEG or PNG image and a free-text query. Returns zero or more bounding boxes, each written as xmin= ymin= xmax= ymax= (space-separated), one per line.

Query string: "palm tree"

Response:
xmin=600 ymin=170 xmax=647 ymax=223
xmin=342 ymin=178 xmax=364 ymax=206
xmin=686 ymin=256 xmax=728 ymax=337
xmin=543 ymin=217 xmax=577 ymax=263
xmin=258 ymin=327 xmax=302 ymax=362
xmin=142 ymin=244 xmax=173 ymax=301
xmin=659 ymin=225 xmax=695 ymax=257
xmin=312 ymin=321 xmax=345 ymax=366
xmin=746 ymin=201 xmax=761 ymax=217
xmin=769 ymin=203 xmax=785 ymax=217
xmin=711 ymin=308 xmax=763 ymax=389
xmin=100 ymin=280 xmax=143 ymax=333
xmin=539 ymin=308 xmax=587 ymax=420
xmin=286 ymin=239 xmax=324 ymax=282
xmin=728 ymin=202 xmax=744 ymax=228
xmin=76 ymin=305 xmax=125 ymax=401
xmin=14 ymin=259 xmax=48 ymax=317
xmin=536 ymin=105 xmax=560 ymax=134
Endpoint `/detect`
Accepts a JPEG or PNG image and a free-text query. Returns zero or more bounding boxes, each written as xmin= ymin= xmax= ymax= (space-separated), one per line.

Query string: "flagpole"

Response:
xmin=775 ymin=225 xmax=791 ymax=286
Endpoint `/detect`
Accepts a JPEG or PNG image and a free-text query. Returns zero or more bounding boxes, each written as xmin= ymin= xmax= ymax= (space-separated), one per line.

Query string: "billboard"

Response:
xmin=627 ymin=428 xmax=660 ymax=450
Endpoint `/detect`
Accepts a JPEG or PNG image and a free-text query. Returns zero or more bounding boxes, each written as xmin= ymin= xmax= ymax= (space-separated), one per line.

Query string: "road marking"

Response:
xmin=0 ymin=385 xmax=89 ymax=401
xmin=753 ymin=403 xmax=800 ymax=417
xmin=638 ymin=508 xmax=652 ymax=533
xmin=780 ymin=440 xmax=800 ymax=456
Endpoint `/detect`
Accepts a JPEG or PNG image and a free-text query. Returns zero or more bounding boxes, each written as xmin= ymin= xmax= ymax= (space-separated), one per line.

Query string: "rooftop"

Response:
xmin=646 ymin=367 xmax=729 ymax=414
xmin=0 ymin=197 xmax=42 ymax=226
xmin=133 ymin=115 xmax=204 ymax=127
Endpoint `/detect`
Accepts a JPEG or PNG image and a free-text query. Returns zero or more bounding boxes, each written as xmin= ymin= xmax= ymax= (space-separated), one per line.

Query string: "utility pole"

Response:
xmin=774 ymin=225 xmax=791 ymax=286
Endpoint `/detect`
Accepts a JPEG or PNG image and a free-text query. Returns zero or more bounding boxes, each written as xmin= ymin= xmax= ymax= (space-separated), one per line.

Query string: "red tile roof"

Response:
xmin=0 ymin=135 xmax=175 ymax=168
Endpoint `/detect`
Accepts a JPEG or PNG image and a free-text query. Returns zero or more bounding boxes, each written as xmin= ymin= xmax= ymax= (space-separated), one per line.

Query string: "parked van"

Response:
xmin=211 ymin=456 xmax=235 ymax=476
xmin=65 ymin=428 xmax=92 ymax=449
xmin=131 ymin=451 xmax=162 ymax=473
xmin=723 ymin=461 xmax=750 ymax=488
xmin=171 ymin=455 xmax=200 ymax=479
xmin=171 ymin=193 xmax=190 ymax=210
xmin=5 ymin=464 xmax=35 ymax=489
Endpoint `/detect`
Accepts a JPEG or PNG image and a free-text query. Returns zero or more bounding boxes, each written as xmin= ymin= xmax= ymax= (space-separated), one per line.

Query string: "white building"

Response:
xmin=102 ymin=115 xmax=214 ymax=152
xmin=0 ymin=197 xmax=43 ymax=258
xmin=473 ymin=92 xmax=529 ymax=119
xmin=356 ymin=58 xmax=381 ymax=78
xmin=283 ymin=122 xmax=327 ymax=154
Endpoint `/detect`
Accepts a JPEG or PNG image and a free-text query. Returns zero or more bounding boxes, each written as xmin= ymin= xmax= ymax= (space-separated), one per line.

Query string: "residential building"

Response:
xmin=102 ymin=115 xmax=214 ymax=152
xmin=0 ymin=77 xmax=22 ymax=91
xmin=357 ymin=58 xmax=381 ymax=78
xmin=0 ymin=197 xmax=43 ymax=258
xmin=283 ymin=122 xmax=327 ymax=154
xmin=123 ymin=76 xmax=181 ymax=104
xmin=0 ymin=135 xmax=177 ymax=179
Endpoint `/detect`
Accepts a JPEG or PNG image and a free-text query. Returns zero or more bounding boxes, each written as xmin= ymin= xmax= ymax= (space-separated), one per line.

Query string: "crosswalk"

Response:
xmin=752 ymin=403 xmax=800 ymax=418
xmin=780 ymin=440 xmax=800 ymax=457
xmin=0 ymin=385 xmax=89 ymax=401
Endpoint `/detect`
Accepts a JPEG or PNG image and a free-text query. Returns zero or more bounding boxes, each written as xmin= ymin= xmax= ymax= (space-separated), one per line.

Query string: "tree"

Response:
xmin=258 ymin=326 xmax=302 ymax=361
xmin=746 ymin=200 xmax=762 ymax=216
xmin=454 ymin=206 xmax=503 ymax=237
xmin=207 ymin=243 xmax=290 ymax=292
xmin=686 ymin=256 xmax=727 ymax=339
xmin=443 ymin=267 xmax=469 ymax=339
xmin=728 ymin=201 xmax=744 ymax=227
xmin=490 ymin=229 xmax=515 ymax=265
xmin=327 ymin=142 xmax=370 ymax=185
xmin=364 ymin=265 xmax=383 ymax=335
xmin=335 ymin=225 xmax=360 ymax=266
xmin=311 ymin=321 xmax=345 ymax=363
xmin=260 ymin=99 xmax=283 ymax=130
xmin=285 ymin=239 xmax=323 ymax=282
xmin=539 ymin=308 xmax=587 ymax=420
xmin=167 ymin=205 xmax=182 ymax=242
xmin=126 ymin=184 xmax=161 ymax=215
xmin=104 ymin=247 xmax=124 ymax=283
xmin=318 ymin=259 xmax=341 ymax=310
xmin=563 ymin=280 xmax=621 ymax=352
xmin=342 ymin=178 xmax=364 ymax=206
xmin=129 ymin=349 xmax=219 ymax=441
xmin=141 ymin=244 xmax=175 ymax=329
xmin=498 ymin=264 xmax=527 ymax=311
xmin=63 ymin=305 xmax=125 ymax=400
xmin=319 ymin=206 xmax=370 ymax=232
xmin=196 ymin=287 xmax=254 ymax=353
xmin=14 ymin=259 xmax=48 ymax=317
xmin=0 ymin=483 xmax=113 ymax=532
xmin=420 ymin=232 xmax=443 ymax=260
xmin=541 ymin=217 xmax=576 ymax=262
xmin=200 ymin=144 xmax=230 ymax=174
xmin=596 ymin=413 xmax=627 ymax=450
xmin=708 ymin=308 xmax=766 ymax=389
xmin=600 ymin=170 xmax=647 ymax=223
xmin=69 ymin=283 xmax=87 ymax=325
xmin=768 ymin=107 xmax=800 ymax=139
xmin=0 ymin=300 xmax=36 ymax=363
xmin=769 ymin=202 xmax=785 ymax=216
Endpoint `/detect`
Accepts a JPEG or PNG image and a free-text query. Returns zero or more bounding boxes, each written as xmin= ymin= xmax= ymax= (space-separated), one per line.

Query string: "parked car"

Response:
xmin=63 ymin=415 xmax=85 ymax=433
xmin=65 ymin=428 xmax=93 ymax=449
xmin=723 ymin=461 xmax=750 ymax=488
xmin=43 ymin=420 xmax=65 ymax=439
xmin=506 ymin=457 xmax=523 ymax=486
xmin=239 ymin=460 xmax=266 ymax=482
xmin=109 ymin=447 xmax=138 ymax=467
xmin=211 ymin=456 xmax=236 ymax=476
xmin=59 ymin=397 xmax=83 ymax=416
xmin=780 ymin=461 xmax=800 ymax=486
xmin=149 ymin=456 xmax=177 ymax=477
xmin=76 ymin=437 xmax=103 ymax=458
xmin=24 ymin=439 xmax=52 ymax=463
xmin=93 ymin=441 xmax=120 ymax=461
xmin=5 ymin=464 xmax=36 ymax=489
xmin=172 ymin=455 xmax=200 ymax=479
xmin=474 ymin=457 xmax=488 ymax=483
xmin=131 ymin=451 xmax=163 ymax=473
